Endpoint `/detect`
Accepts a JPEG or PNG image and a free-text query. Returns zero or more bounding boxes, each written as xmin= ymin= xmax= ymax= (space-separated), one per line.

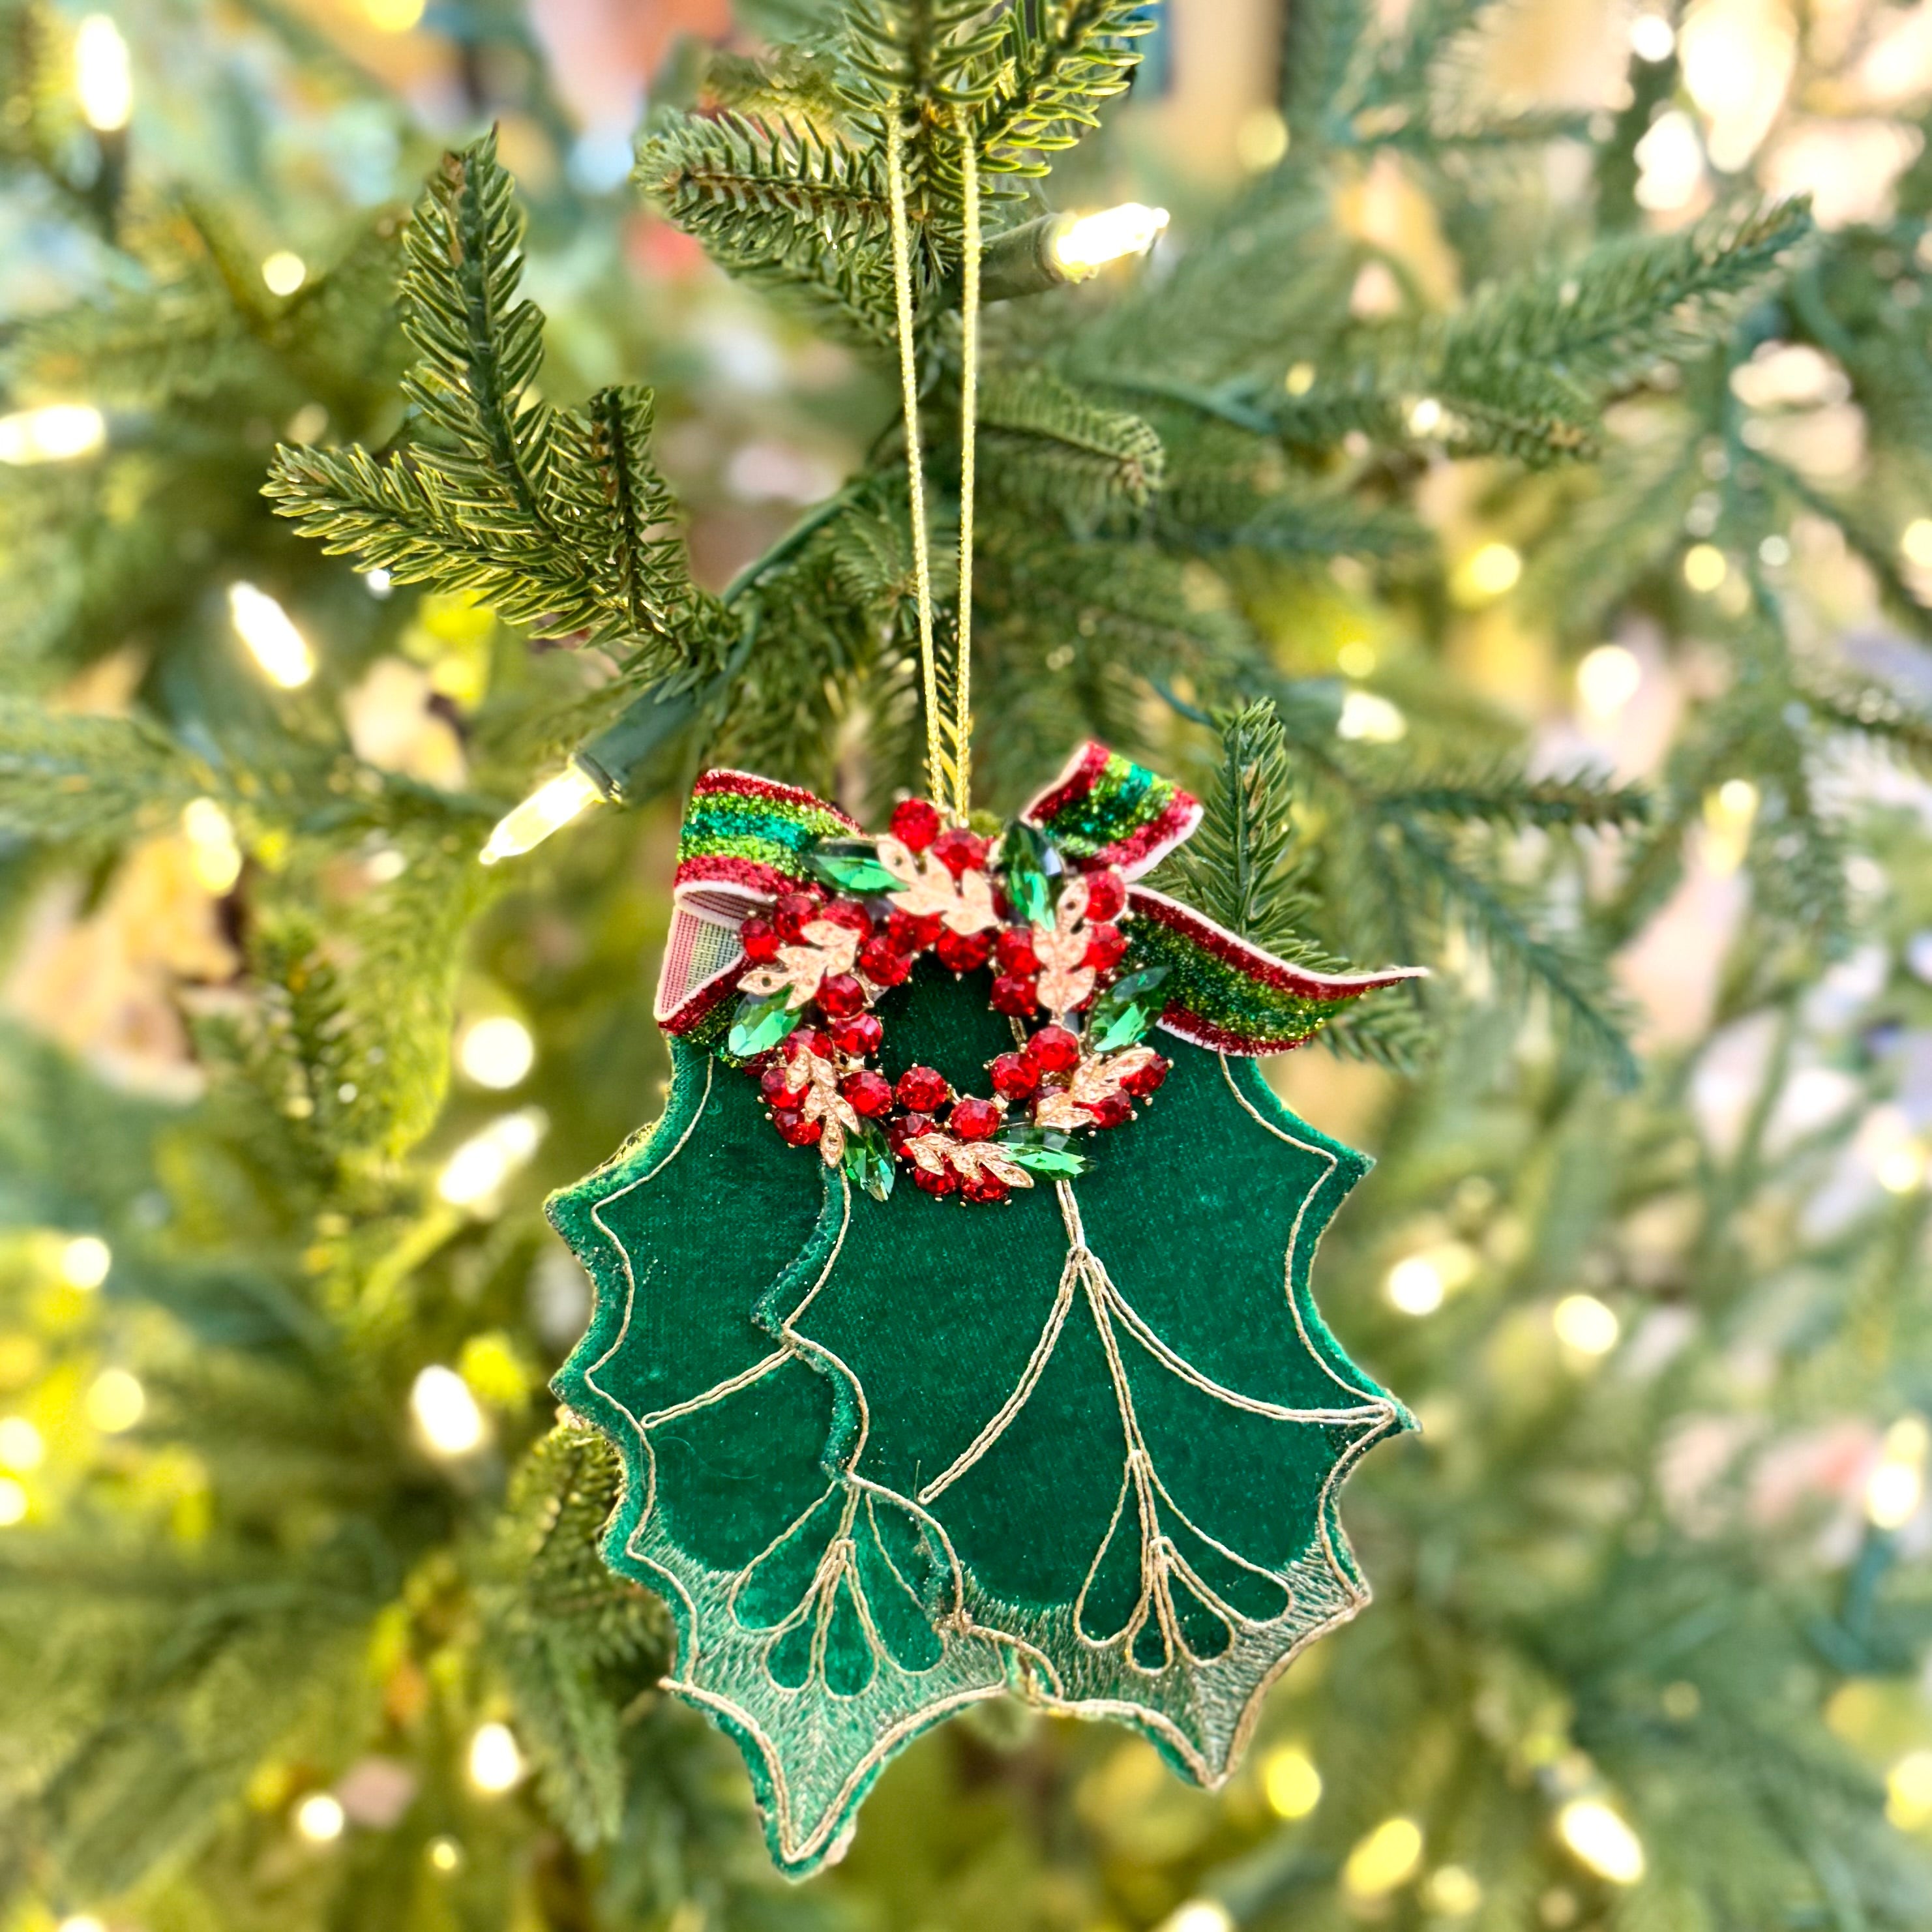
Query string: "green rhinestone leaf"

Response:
xmin=727 ymin=988 xmax=797 ymax=1058
xmin=1088 ymin=965 xmax=1172 ymax=1052
xmin=843 ymin=1124 xmax=897 ymax=1201
xmin=805 ymin=841 xmax=899 ymax=895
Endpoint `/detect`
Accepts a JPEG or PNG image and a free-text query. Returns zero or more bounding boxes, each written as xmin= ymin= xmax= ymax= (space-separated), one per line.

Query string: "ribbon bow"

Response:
xmin=654 ymin=743 xmax=1421 ymax=1055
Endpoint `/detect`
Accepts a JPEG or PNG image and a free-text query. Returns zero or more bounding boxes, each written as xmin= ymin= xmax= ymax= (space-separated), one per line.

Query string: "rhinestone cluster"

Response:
xmin=724 ymin=797 xmax=1171 ymax=1204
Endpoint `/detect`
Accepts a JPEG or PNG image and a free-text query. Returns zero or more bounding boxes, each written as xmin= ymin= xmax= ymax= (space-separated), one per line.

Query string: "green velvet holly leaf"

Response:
xmin=548 ymin=1052 xmax=1013 ymax=1877
xmin=551 ymin=964 xmax=1410 ymax=1877
xmin=766 ymin=967 xmax=1411 ymax=1785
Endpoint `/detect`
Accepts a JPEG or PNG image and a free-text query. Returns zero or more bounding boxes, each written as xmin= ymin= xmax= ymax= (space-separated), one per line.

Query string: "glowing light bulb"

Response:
xmin=295 ymin=1792 xmax=346 ymax=1842
xmin=1408 ymin=396 xmax=1444 ymax=437
xmin=1423 ymin=1865 xmax=1483 ymax=1916
xmin=0 ymin=1417 xmax=46 ymax=1472
xmin=74 ymin=14 xmax=131 ymax=130
xmin=0 ymin=404 xmax=106 ymax=465
xmin=436 ymin=1108 xmax=546 ymax=1209
xmin=427 ymin=1835 xmax=462 ymax=1872
xmin=1867 ymin=1418 xmax=1927 ymax=1528
xmin=1453 ymin=541 xmax=1523 ymax=604
xmin=1556 ymin=1798 xmax=1645 ymax=1884
xmin=1262 ymin=1745 xmax=1322 ymax=1817
xmin=1387 ymin=1255 xmax=1445 ymax=1316
xmin=1157 ymin=1904 xmax=1232 ymax=1932
xmin=411 ymin=1365 xmax=486 ymax=1457
xmin=261 ymin=251 xmax=307 ymax=296
xmin=228 ymin=582 xmax=315 ymax=689
xmin=1337 ymin=690 xmax=1406 ymax=743
xmin=1879 ymin=1143 xmax=1927 ymax=1194
xmin=1343 ymin=1816 xmax=1425 ymax=1897
xmin=1888 ymin=1749 xmax=1932 ymax=1828
xmin=458 ymin=1016 xmax=535 ymax=1090
xmin=1553 ymin=1293 xmax=1620 ymax=1356
xmin=1682 ymin=544 xmax=1727 ymax=593
xmin=182 ymin=797 xmax=243 ymax=895
xmin=1576 ymin=643 xmax=1642 ymax=720
xmin=468 ymin=1721 xmax=524 ymax=1793
xmin=59 ymin=1234 xmax=111 ymax=1289
xmin=0 ymin=1478 xmax=25 ymax=1526
xmin=1050 ymin=203 xmax=1170 ymax=277
xmin=480 ymin=764 xmax=604 ymax=865
xmin=86 ymin=1368 xmax=145 ymax=1433
xmin=1629 ymin=13 xmax=1675 ymax=61
xmin=1285 ymin=361 xmax=1316 ymax=396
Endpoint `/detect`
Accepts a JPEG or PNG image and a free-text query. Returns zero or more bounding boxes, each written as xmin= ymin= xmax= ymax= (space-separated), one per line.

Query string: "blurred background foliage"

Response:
xmin=9 ymin=1 xmax=1932 ymax=1930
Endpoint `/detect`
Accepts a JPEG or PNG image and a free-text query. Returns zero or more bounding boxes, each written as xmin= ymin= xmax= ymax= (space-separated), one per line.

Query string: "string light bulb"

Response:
xmin=436 ymin=1108 xmax=546 ymax=1209
xmin=261 ymin=251 xmax=307 ymax=297
xmin=59 ymin=1234 xmax=111 ymax=1289
xmin=1262 ymin=1745 xmax=1322 ymax=1817
xmin=182 ymin=797 xmax=243 ymax=895
xmin=74 ymin=14 xmax=130 ymax=131
xmin=468 ymin=1721 xmax=525 ymax=1794
xmin=0 ymin=404 xmax=106 ymax=465
xmin=294 ymin=1792 xmax=346 ymax=1843
xmin=1556 ymin=1798 xmax=1646 ymax=1884
xmin=411 ymin=1365 xmax=486 ymax=1457
xmin=457 ymin=1016 xmax=535 ymax=1090
xmin=1343 ymin=1816 xmax=1425 ymax=1897
xmin=1050 ymin=204 xmax=1170 ymax=278
xmin=228 ymin=582 xmax=315 ymax=689
xmin=479 ymin=763 xmax=604 ymax=864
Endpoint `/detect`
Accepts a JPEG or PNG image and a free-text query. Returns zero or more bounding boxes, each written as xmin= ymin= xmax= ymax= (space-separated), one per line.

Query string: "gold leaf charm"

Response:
xmin=740 ymin=918 xmax=861 ymax=1010
xmin=878 ymin=838 xmax=1000 ymax=936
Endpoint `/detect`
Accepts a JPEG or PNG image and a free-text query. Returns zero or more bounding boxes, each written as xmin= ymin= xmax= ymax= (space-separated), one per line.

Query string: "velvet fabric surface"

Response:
xmin=549 ymin=964 xmax=1412 ymax=1876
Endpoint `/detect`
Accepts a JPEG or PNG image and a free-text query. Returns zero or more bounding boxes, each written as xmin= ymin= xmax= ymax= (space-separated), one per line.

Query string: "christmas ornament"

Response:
xmin=549 ymin=741 xmax=1422 ymax=1874
xmin=548 ymin=111 xmax=1421 ymax=1877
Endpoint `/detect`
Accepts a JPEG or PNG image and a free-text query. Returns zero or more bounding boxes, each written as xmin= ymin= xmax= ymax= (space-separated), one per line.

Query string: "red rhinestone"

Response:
xmin=842 ymin=1070 xmax=895 ymax=1118
xmin=930 ymin=827 xmax=989 ymax=878
xmin=989 ymin=973 xmax=1039 ymax=1017
xmin=858 ymin=936 xmax=912 ymax=986
xmin=935 ymin=927 xmax=993 ymax=974
xmin=1084 ymin=922 xmax=1128 ymax=971
xmin=773 ymin=891 xmax=821 ymax=942
xmin=828 ymin=1013 xmax=883 ymax=1057
xmin=814 ymin=973 xmax=866 ymax=1019
xmin=784 ymin=1026 xmax=832 ymax=1062
xmin=740 ymin=916 xmax=780 ymax=964
xmin=887 ymin=1110 xmax=936 ymax=1155
xmin=1120 ymin=1054 xmax=1168 ymax=1098
xmin=890 ymin=797 xmax=943 ymax=852
xmin=994 ymin=928 xmax=1039 ymax=974
xmin=759 ymin=1065 xmax=797 ymax=1105
xmin=959 ymin=1169 xmax=1009 ymax=1204
xmin=817 ymin=897 xmax=872 ymax=939
xmin=1027 ymin=1024 xmax=1081 ymax=1074
xmin=949 ymin=1095 xmax=1003 ymax=1142
xmin=912 ymin=1162 xmax=959 ymax=1196
xmin=1084 ymin=870 xmax=1127 ymax=921
xmin=887 ymin=909 xmax=944 ymax=953
xmin=771 ymin=1107 xmax=822 ymax=1147
xmin=1084 ymin=1092 xmax=1133 ymax=1129
xmin=989 ymin=1052 xmax=1040 ymax=1101
xmin=896 ymin=1065 xmax=951 ymax=1112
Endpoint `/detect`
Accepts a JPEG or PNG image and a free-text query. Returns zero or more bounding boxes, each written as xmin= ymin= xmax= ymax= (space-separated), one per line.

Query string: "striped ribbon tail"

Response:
xmin=1127 ymin=887 xmax=1426 ymax=1056
xmin=1020 ymin=741 xmax=1202 ymax=879
xmin=656 ymin=769 xmax=862 ymax=1038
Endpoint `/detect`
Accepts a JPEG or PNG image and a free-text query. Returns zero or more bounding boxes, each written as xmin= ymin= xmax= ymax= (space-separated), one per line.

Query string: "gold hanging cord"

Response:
xmin=884 ymin=106 xmax=980 ymax=824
